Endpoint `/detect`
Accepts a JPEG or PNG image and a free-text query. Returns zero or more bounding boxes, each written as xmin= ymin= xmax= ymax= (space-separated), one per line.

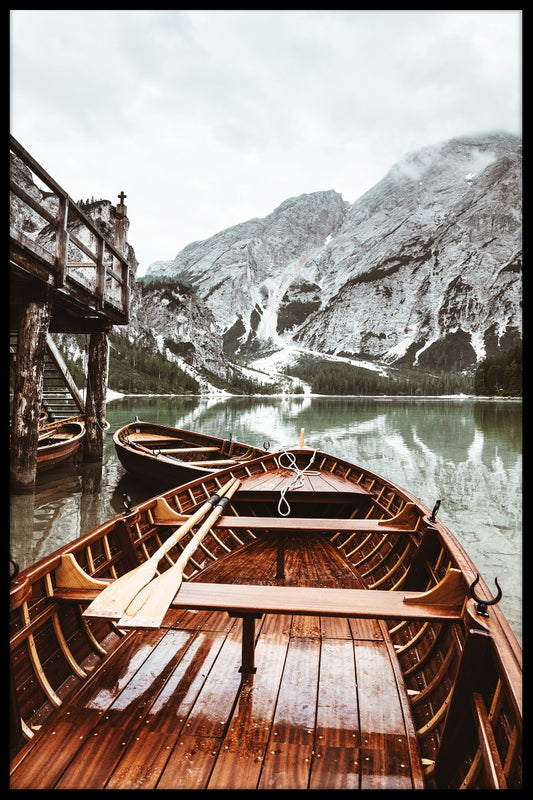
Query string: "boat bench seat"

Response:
xmin=54 ymin=573 xmax=465 ymax=674
xmin=170 ymin=581 xmax=465 ymax=673
xmin=215 ymin=515 xmax=418 ymax=534
xmin=157 ymin=446 xmax=220 ymax=454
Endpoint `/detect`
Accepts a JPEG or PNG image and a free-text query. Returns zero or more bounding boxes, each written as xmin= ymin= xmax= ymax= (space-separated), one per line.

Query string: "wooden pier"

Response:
xmin=9 ymin=135 xmax=133 ymax=492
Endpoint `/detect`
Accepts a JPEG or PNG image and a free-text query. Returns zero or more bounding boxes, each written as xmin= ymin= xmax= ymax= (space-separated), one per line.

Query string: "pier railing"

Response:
xmin=9 ymin=135 xmax=129 ymax=325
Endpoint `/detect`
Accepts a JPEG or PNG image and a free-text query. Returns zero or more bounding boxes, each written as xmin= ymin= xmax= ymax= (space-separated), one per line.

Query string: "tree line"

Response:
xmin=284 ymin=356 xmax=473 ymax=396
xmin=473 ymin=343 xmax=522 ymax=396
xmin=57 ymin=333 xmax=521 ymax=398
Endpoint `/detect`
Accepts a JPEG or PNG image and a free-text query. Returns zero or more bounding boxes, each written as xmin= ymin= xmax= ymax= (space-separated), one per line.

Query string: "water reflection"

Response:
xmin=9 ymin=396 xmax=521 ymax=644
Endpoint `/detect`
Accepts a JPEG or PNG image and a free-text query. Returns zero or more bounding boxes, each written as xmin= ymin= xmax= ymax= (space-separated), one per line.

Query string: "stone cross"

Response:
xmin=118 ymin=191 xmax=127 ymax=204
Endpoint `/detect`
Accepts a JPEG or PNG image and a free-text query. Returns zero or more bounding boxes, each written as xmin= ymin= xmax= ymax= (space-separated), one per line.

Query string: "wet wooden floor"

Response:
xmin=10 ymin=535 xmax=424 ymax=790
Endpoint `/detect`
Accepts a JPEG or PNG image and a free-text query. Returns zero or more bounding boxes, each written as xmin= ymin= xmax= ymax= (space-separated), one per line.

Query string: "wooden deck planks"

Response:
xmin=105 ymin=629 xmax=228 ymax=789
xmin=356 ymin=639 xmax=417 ymax=789
xmin=309 ymin=638 xmax=360 ymax=789
xmin=10 ymin=630 xmax=166 ymax=789
xmin=53 ymin=629 xmax=207 ymax=790
xmin=258 ymin=637 xmax=321 ymax=789
xmin=11 ymin=532 xmax=424 ymax=790
xmin=206 ymin=614 xmax=292 ymax=789
xmin=239 ymin=468 xmax=367 ymax=496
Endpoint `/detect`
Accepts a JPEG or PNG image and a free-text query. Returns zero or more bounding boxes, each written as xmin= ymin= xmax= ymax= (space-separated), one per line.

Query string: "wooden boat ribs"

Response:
xmin=10 ymin=449 xmax=522 ymax=789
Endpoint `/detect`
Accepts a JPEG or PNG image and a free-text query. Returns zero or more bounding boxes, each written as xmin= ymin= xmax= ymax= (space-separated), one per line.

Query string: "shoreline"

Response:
xmin=107 ymin=390 xmax=522 ymax=402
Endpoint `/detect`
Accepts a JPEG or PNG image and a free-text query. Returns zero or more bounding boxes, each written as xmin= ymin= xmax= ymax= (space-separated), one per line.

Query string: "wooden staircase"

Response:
xmin=10 ymin=332 xmax=85 ymax=421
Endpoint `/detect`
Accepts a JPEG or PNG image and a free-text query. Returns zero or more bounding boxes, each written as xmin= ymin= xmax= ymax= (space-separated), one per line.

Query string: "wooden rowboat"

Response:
xmin=36 ymin=416 xmax=86 ymax=472
xmin=10 ymin=436 xmax=521 ymax=789
xmin=113 ymin=419 xmax=269 ymax=487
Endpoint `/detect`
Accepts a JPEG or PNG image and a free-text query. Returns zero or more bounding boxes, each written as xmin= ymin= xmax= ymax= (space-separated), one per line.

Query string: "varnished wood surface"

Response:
xmin=239 ymin=467 xmax=369 ymax=495
xmin=10 ymin=534 xmax=424 ymax=789
xmin=10 ymin=448 xmax=523 ymax=789
xmin=214 ymin=514 xmax=415 ymax=532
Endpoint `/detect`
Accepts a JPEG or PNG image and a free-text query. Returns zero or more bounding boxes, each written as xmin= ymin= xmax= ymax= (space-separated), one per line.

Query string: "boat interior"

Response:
xmin=10 ymin=455 xmax=522 ymax=790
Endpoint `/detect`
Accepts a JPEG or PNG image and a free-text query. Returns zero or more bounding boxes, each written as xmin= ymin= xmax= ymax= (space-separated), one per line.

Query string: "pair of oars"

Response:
xmin=83 ymin=476 xmax=239 ymax=624
xmin=117 ymin=477 xmax=242 ymax=629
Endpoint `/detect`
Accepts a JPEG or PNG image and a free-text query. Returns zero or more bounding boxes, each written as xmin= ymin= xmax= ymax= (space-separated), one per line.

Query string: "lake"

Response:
xmin=10 ymin=394 xmax=522 ymax=645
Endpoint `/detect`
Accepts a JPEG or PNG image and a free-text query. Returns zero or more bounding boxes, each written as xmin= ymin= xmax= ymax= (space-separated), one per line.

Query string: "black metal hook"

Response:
xmin=123 ymin=493 xmax=132 ymax=513
xmin=469 ymin=574 xmax=503 ymax=617
xmin=263 ymin=440 xmax=271 ymax=450
xmin=10 ymin=555 xmax=19 ymax=583
xmin=429 ymin=500 xmax=441 ymax=522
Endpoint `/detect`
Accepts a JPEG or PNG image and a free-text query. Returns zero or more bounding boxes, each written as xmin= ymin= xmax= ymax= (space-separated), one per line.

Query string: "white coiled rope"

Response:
xmin=277 ymin=448 xmax=319 ymax=516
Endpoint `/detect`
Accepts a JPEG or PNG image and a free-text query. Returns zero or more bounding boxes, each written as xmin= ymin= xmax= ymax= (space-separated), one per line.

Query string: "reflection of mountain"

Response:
xmin=173 ymin=395 xmax=315 ymax=451
xmin=472 ymin=402 xmax=522 ymax=453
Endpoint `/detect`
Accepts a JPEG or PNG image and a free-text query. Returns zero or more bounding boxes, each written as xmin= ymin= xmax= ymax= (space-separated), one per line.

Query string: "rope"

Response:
xmin=277 ymin=448 xmax=318 ymax=516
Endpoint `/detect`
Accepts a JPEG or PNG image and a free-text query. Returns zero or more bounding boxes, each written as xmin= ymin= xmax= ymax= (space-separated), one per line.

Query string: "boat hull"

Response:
xmin=113 ymin=420 xmax=269 ymax=487
xmin=9 ymin=446 xmax=522 ymax=789
xmin=36 ymin=417 xmax=86 ymax=472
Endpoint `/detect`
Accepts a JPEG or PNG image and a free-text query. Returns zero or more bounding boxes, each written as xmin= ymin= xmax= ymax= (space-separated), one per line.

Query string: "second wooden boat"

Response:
xmin=113 ymin=419 xmax=269 ymax=487
xmin=9 ymin=435 xmax=522 ymax=789
xmin=36 ymin=416 xmax=86 ymax=472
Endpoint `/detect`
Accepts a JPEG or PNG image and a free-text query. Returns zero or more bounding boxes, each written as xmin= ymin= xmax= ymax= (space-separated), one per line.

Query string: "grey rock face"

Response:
xmin=145 ymin=132 xmax=521 ymax=373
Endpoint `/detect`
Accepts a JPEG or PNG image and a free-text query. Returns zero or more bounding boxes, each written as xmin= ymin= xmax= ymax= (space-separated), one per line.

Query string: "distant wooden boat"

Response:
xmin=36 ymin=416 xmax=86 ymax=472
xmin=10 ymin=436 xmax=521 ymax=789
xmin=113 ymin=419 xmax=269 ymax=487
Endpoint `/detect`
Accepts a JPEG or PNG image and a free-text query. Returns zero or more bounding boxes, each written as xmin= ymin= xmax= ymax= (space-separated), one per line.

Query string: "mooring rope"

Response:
xmin=277 ymin=448 xmax=319 ymax=516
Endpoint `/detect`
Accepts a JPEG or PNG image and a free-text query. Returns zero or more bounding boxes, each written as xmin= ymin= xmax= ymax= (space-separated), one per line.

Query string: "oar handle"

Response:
xmin=174 ymin=481 xmax=241 ymax=571
xmin=146 ymin=477 xmax=237 ymax=567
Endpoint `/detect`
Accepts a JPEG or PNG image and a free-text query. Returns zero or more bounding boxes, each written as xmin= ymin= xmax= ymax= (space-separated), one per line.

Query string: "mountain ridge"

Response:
xmin=143 ymin=131 xmax=521 ymax=381
xmin=11 ymin=131 xmax=521 ymax=394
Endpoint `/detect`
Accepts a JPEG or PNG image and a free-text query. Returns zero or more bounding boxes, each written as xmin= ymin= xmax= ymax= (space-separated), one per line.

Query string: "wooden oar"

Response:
xmin=82 ymin=477 xmax=237 ymax=620
xmin=117 ymin=478 xmax=242 ymax=629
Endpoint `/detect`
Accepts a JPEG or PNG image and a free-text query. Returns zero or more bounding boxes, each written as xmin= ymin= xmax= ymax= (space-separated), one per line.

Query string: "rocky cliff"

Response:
xmin=144 ymin=132 xmax=521 ymax=376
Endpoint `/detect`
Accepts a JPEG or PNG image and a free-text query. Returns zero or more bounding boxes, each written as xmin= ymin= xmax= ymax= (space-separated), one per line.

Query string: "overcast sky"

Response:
xmin=10 ymin=9 xmax=522 ymax=276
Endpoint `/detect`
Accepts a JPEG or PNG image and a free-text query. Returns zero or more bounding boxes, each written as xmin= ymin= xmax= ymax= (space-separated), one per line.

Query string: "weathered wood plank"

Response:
xmin=309 ymin=638 xmax=360 ymax=789
xmin=356 ymin=639 xmax=416 ymax=789
xmin=258 ymin=637 xmax=320 ymax=789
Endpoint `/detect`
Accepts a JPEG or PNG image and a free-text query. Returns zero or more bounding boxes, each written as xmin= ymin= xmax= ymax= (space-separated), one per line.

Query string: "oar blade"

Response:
xmin=117 ymin=567 xmax=184 ymax=629
xmin=82 ymin=478 xmax=237 ymax=620
xmin=82 ymin=560 xmax=156 ymax=619
xmin=118 ymin=478 xmax=242 ymax=629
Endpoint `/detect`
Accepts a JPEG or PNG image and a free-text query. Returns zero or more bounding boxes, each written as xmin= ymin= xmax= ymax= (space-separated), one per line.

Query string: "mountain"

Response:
xmin=11 ymin=131 xmax=522 ymax=394
xmin=144 ymin=132 xmax=521 ymax=378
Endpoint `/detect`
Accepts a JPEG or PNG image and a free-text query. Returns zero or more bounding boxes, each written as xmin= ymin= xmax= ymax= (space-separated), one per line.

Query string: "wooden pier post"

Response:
xmin=84 ymin=192 xmax=129 ymax=461
xmin=84 ymin=329 xmax=109 ymax=461
xmin=10 ymin=293 xmax=51 ymax=493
